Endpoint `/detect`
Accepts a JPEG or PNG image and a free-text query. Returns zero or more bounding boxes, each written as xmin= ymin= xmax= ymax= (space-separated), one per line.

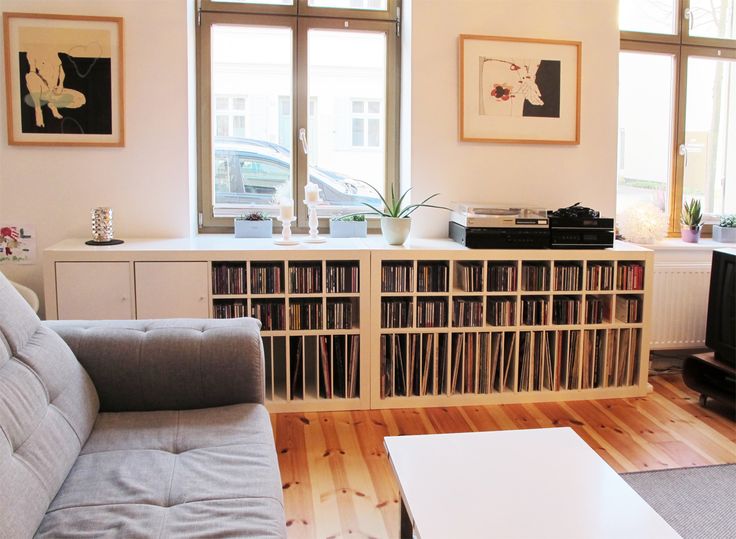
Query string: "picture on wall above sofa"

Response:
xmin=2 ymin=12 xmax=124 ymax=146
xmin=459 ymin=34 xmax=581 ymax=145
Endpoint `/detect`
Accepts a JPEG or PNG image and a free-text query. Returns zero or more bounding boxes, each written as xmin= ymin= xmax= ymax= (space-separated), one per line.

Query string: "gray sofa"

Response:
xmin=0 ymin=273 xmax=286 ymax=538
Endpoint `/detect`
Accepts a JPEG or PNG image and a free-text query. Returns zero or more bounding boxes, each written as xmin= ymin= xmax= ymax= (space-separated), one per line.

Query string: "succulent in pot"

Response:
xmin=680 ymin=198 xmax=703 ymax=243
xmin=713 ymin=214 xmax=736 ymax=243
xmin=342 ymin=182 xmax=449 ymax=245
xmin=330 ymin=214 xmax=367 ymax=238
xmin=234 ymin=211 xmax=273 ymax=238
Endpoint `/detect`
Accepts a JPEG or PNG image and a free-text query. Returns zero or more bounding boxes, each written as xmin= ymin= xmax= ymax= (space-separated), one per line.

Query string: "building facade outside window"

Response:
xmin=198 ymin=0 xmax=400 ymax=231
xmin=618 ymin=0 xmax=735 ymax=235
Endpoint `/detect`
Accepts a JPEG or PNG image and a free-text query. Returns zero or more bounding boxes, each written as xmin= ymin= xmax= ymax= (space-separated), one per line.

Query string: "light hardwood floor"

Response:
xmin=270 ymin=375 xmax=736 ymax=539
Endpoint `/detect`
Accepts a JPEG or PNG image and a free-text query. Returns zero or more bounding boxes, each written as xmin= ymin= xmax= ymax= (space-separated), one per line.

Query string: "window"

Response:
xmin=618 ymin=0 xmax=735 ymax=234
xmin=198 ymin=0 xmax=399 ymax=231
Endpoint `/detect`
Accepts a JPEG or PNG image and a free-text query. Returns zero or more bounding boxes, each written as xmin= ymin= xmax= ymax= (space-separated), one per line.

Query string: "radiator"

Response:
xmin=650 ymin=265 xmax=711 ymax=350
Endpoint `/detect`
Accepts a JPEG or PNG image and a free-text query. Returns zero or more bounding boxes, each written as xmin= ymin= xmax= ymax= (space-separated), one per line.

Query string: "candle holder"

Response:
xmin=303 ymin=200 xmax=326 ymax=243
xmin=274 ymin=217 xmax=298 ymax=245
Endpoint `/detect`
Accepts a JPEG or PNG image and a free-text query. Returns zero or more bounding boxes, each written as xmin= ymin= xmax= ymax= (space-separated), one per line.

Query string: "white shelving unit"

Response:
xmin=368 ymin=239 xmax=653 ymax=409
xmin=44 ymin=237 xmax=653 ymax=412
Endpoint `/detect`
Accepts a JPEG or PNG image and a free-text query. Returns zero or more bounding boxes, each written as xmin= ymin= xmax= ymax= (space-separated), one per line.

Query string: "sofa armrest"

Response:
xmin=43 ymin=318 xmax=265 ymax=412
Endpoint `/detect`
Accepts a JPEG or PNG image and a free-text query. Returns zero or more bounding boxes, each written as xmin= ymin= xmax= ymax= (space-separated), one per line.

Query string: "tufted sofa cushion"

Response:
xmin=0 ymin=275 xmax=99 ymax=537
xmin=34 ymin=403 xmax=285 ymax=538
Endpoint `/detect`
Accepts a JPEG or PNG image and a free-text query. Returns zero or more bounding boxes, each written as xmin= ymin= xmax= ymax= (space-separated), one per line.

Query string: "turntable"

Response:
xmin=449 ymin=204 xmax=550 ymax=249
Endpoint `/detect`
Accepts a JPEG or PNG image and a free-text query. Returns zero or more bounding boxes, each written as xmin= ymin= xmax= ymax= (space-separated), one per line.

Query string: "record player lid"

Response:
xmin=453 ymin=203 xmax=547 ymax=220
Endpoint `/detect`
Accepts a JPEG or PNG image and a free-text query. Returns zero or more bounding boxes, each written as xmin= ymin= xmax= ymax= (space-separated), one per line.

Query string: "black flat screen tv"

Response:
xmin=706 ymin=248 xmax=736 ymax=366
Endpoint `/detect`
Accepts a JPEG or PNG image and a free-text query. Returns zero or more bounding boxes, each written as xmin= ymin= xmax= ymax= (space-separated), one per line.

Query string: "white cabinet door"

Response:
xmin=135 ymin=262 xmax=210 ymax=319
xmin=56 ymin=262 xmax=133 ymax=320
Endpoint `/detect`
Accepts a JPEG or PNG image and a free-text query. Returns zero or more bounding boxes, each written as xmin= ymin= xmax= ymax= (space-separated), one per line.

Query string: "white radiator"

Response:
xmin=650 ymin=264 xmax=711 ymax=350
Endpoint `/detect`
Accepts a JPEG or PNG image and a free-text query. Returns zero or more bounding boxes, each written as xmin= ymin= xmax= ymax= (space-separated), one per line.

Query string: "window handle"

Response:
xmin=298 ymin=127 xmax=309 ymax=155
xmin=684 ymin=7 xmax=694 ymax=31
xmin=679 ymin=143 xmax=688 ymax=166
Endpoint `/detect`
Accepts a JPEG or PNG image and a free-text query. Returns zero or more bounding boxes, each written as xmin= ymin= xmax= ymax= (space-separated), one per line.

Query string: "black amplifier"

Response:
xmin=548 ymin=216 xmax=614 ymax=249
xmin=449 ymin=222 xmax=550 ymax=249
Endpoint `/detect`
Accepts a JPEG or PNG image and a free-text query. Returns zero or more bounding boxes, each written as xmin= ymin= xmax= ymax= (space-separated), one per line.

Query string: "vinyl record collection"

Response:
xmin=455 ymin=261 xmax=483 ymax=292
xmin=380 ymin=333 xmax=448 ymax=397
xmin=521 ymin=262 xmax=550 ymax=291
xmin=251 ymin=263 xmax=283 ymax=294
xmin=326 ymin=299 xmax=357 ymax=330
xmin=453 ymin=297 xmax=484 ymax=327
xmin=586 ymin=262 xmax=614 ymax=290
xmin=213 ymin=299 xmax=247 ymax=319
xmin=326 ymin=262 xmax=359 ymax=293
xmin=212 ymin=263 xmax=247 ymax=294
xmin=488 ymin=263 xmax=517 ymax=291
xmin=289 ymin=299 xmax=322 ymax=330
xmin=617 ymin=262 xmax=645 ymax=290
xmin=381 ymin=262 xmax=413 ymax=292
xmin=416 ymin=298 xmax=448 ymax=328
xmin=417 ymin=262 xmax=449 ymax=292
xmin=615 ymin=295 xmax=642 ymax=323
xmin=251 ymin=300 xmax=285 ymax=330
xmin=554 ymin=263 xmax=582 ymax=291
xmin=289 ymin=335 xmax=360 ymax=400
xmin=289 ymin=263 xmax=322 ymax=294
xmin=381 ymin=298 xmax=413 ymax=328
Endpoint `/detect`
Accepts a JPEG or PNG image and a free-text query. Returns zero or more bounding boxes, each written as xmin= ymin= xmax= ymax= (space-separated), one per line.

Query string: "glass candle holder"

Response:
xmin=91 ymin=207 xmax=114 ymax=242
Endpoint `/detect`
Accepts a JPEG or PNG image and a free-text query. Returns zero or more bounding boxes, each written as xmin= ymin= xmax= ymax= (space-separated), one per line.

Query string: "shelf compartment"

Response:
xmin=521 ymin=261 xmax=550 ymax=291
xmin=417 ymin=261 xmax=449 ymax=293
xmin=487 ymin=261 xmax=518 ymax=292
xmin=213 ymin=298 xmax=248 ymax=319
xmin=212 ymin=262 xmax=247 ymax=295
xmin=520 ymin=295 xmax=549 ymax=326
xmin=251 ymin=299 xmax=286 ymax=331
xmin=450 ymin=332 xmax=515 ymax=395
xmin=251 ymin=262 xmax=284 ymax=294
xmin=616 ymin=261 xmax=645 ymax=290
xmin=381 ymin=298 xmax=413 ymax=328
xmin=586 ymin=261 xmax=614 ymax=291
xmin=615 ymin=294 xmax=642 ymax=324
xmin=289 ymin=298 xmax=323 ymax=330
xmin=326 ymin=297 xmax=359 ymax=330
xmin=452 ymin=296 xmax=484 ymax=328
xmin=553 ymin=261 xmax=582 ymax=292
xmin=454 ymin=261 xmax=484 ymax=292
xmin=547 ymin=329 xmax=583 ymax=391
xmin=289 ymin=261 xmax=322 ymax=294
xmin=380 ymin=333 xmax=447 ymax=398
xmin=326 ymin=261 xmax=360 ymax=293
xmin=486 ymin=296 xmax=516 ymax=327
xmin=416 ymin=297 xmax=448 ymax=328
xmin=381 ymin=261 xmax=413 ymax=293
xmin=552 ymin=295 xmax=582 ymax=325
xmin=585 ymin=294 xmax=613 ymax=324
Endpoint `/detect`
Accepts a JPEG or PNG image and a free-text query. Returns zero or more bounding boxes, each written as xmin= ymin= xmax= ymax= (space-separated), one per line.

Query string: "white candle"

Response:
xmin=279 ymin=199 xmax=294 ymax=221
xmin=305 ymin=183 xmax=319 ymax=203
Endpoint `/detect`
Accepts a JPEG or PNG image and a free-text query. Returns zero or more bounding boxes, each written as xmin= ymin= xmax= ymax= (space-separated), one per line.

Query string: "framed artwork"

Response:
xmin=459 ymin=35 xmax=581 ymax=144
xmin=3 ymin=13 xmax=124 ymax=146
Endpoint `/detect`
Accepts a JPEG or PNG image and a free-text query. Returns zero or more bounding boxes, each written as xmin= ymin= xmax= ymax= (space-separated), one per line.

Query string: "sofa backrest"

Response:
xmin=0 ymin=274 xmax=99 ymax=537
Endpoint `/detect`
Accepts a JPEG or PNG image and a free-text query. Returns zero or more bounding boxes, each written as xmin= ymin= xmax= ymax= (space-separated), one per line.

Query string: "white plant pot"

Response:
xmin=381 ymin=217 xmax=411 ymax=246
xmin=330 ymin=220 xmax=368 ymax=238
xmin=234 ymin=219 xmax=273 ymax=238
xmin=713 ymin=225 xmax=736 ymax=243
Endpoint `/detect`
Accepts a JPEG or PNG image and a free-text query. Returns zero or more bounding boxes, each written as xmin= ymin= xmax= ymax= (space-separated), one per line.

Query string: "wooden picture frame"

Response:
xmin=3 ymin=12 xmax=124 ymax=147
xmin=459 ymin=34 xmax=581 ymax=144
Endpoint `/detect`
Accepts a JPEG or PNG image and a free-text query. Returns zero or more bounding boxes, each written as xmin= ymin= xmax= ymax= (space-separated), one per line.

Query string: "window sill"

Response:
xmin=631 ymin=238 xmax=735 ymax=251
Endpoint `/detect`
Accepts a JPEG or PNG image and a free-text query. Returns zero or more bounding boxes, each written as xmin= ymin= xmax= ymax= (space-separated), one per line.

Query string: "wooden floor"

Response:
xmin=270 ymin=375 xmax=736 ymax=539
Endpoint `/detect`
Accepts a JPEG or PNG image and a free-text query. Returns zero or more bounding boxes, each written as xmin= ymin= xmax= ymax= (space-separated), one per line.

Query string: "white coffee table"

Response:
xmin=384 ymin=427 xmax=680 ymax=539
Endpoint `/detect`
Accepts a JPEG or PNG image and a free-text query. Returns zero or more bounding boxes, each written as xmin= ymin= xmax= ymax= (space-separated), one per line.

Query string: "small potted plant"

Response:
xmin=234 ymin=211 xmax=273 ymax=238
xmin=330 ymin=214 xmax=368 ymax=238
xmin=680 ymin=198 xmax=703 ymax=243
xmin=713 ymin=214 xmax=736 ymax=243
xmin=352 ymin=182 xmax=449 ymax=245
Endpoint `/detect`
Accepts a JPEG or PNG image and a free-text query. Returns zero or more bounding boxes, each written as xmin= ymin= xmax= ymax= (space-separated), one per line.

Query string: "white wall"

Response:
xmin=0 ymin=0 xmax=619 ymax=312
xmin=406 ymin=0 xmax=620 ymax=237
xmin=0 ymin=0 xmax=196 ymax=314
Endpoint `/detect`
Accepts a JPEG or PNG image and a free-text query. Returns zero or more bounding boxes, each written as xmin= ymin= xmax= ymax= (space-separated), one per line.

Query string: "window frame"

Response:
xmin=198 ymin=1 xmax=400 ymax=232
xmin=619 ymin=0 xmax=736 ymax=236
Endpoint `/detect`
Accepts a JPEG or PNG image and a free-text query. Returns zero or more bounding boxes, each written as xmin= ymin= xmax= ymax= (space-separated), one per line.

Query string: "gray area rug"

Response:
xmin=621 ymin=464 xmax=736 ymax=539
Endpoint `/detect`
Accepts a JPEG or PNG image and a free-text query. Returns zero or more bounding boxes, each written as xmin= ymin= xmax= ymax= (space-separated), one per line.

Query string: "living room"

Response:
xmin=1 ymin=0 xmax=734 ymax=538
